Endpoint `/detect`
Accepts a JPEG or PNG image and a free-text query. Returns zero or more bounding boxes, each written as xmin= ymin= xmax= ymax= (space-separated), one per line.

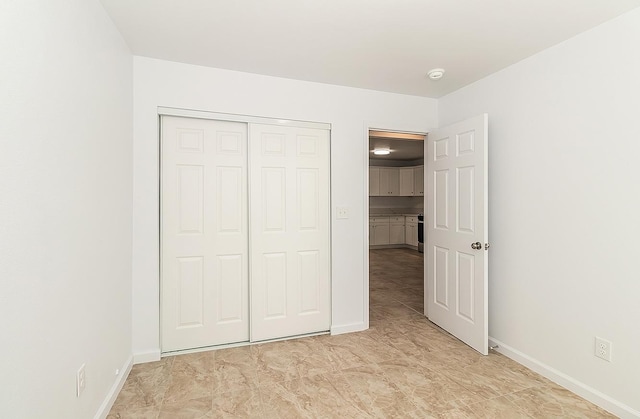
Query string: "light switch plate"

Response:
xmin=336 ymin=207 xmax=350 ymax=219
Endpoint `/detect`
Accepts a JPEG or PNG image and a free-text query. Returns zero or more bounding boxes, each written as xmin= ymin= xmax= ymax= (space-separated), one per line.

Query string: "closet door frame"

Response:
xmin=158 ymin=107 xmax=332 ymax=355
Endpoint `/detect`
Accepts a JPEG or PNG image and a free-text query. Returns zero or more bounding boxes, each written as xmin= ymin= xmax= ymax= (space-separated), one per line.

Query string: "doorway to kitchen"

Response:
xmin=366 ymin=114 xmax=490 ymax=355
xmin=367 ymin=130 xmax=426 ymax=324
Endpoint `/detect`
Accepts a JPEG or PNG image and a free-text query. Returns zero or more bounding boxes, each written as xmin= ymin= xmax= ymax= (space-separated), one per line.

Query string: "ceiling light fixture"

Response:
xmin=373 ymin=148 xmax=391 ymax=155
xmin=427 ymin=68 xmax=445 ymax=80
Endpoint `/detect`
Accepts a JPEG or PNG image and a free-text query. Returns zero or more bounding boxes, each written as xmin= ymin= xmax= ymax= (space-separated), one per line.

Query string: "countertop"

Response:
xmin=370 ymin=213 xmax=420 ymax=217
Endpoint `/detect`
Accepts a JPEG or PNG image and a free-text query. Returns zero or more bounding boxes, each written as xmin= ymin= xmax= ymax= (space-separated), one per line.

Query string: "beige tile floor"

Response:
xmin=108 ymin=248 xmax=615 ymax=418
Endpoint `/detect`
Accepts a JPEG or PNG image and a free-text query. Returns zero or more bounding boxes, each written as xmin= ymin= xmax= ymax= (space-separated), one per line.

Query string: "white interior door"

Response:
xmin=249 ymin=124 xmax=331 ymax=342
xmin=425 ymin=114 xmax=489 ymax=355
xmin=161 ymin=116 xmax=249 ymax=352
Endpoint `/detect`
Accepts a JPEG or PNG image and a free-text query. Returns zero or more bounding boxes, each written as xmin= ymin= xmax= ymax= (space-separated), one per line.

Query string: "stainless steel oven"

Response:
xmin=418 ymin=213 xmax=424 ymax=253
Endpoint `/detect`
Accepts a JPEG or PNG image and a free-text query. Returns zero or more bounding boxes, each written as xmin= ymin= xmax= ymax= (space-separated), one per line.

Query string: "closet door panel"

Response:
xmin=250 ymin=124 xmax=331 ymax=341
xmin=161 ymin=116 xmax=249 ymax=352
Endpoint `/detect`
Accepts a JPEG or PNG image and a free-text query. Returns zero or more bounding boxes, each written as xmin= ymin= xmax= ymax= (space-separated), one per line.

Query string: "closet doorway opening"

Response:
xmin=160 ymin=108 xmax=332 ymax=354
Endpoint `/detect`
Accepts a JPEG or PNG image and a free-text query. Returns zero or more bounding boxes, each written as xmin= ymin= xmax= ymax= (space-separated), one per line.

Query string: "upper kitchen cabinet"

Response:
xmin=414 ymin=165 xmax=424 ymax=196
xmin=369 ymin=166 xmax=380 ymax=196
xmin=399 ymin=167 xmax=415 ymax=196
xmin=379 ymin=167 xmax=400 ymax=196
xmin=370 ymin=165 xmax=423 ymax=196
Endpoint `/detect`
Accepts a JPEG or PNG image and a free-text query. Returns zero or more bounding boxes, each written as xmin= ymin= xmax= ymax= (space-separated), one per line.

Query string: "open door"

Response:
xmin=425 ymin=114 xmax=489 ymax=355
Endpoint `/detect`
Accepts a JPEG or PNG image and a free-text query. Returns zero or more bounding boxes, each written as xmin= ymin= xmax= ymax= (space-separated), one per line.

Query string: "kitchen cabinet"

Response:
xmin=370 ymin=217 xmax=390 ymax=245
xmin=370 ymin=166 xmax=423 ymax=197
xmin=389 ymin=216 xmax=405 ymax=244
xmin=369 ymin=167 xmax=380 ymax=196
xmin=414 ymin=166 xmax=424 ymax=196
xmin=378 ymin=167 xmax=400 ymax=196
xmin=405 ymin=216 xmax=418 ymax=247
xmin=399 ymin=167 xmax=415 ymax=196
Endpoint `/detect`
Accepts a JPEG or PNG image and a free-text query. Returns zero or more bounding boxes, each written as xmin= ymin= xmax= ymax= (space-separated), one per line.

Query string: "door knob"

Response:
xmin=471 ymin=242 xmax=482 ymax=250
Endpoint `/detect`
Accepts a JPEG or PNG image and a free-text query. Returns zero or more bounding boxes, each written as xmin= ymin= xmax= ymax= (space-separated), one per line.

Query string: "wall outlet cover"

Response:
xmin=595 ymin=337 xmax=612 ymax=362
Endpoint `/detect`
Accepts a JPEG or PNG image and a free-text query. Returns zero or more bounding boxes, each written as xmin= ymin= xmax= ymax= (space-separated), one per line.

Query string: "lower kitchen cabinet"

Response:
xmin=370 ymin=217 xmax=390 ymax=245
xmin=389 ymin=216 xmax=405 ymax=244
xmin=370 ymin=215 xmax=420 ymax=248
xmin=405 ymin=216 xmax=418 ymax=247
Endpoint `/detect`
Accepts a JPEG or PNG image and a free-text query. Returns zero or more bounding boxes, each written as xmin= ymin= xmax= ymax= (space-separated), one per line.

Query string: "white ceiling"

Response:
xmin=100 ymin=0 xmax=640 ymax=98
xmin=369 ymin=138 xmax=424 ymax=162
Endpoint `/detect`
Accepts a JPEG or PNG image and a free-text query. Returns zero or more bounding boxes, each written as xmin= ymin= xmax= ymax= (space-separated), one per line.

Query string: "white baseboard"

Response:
xmin=94 ymin=355 xmax=133 ymax=419
xmin=331 ymin=321 xmax=367 ymax=335
xmin=133 ymin=349 xmax=161 ymax=364
xmin=489 ymin=337 xmax=640 ymax=419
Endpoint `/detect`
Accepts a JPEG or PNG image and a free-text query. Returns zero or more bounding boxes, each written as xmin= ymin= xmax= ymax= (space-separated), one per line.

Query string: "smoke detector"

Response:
xmin=427 ymin=68 xmax=445 ymax=80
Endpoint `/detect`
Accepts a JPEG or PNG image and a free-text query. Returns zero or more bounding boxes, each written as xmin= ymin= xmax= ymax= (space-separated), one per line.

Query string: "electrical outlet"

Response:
xmin=76 ymin=364 xmax=86 ymax=397
xmin=595 ymin=337 xmax=612 ymax=362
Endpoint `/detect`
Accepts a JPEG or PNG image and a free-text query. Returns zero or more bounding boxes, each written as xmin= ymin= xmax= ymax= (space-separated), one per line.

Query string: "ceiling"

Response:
xmin=100 ymin=0 xmax=640 ymax=98
xmin=369 ymin=132 xmax=424 ymax=162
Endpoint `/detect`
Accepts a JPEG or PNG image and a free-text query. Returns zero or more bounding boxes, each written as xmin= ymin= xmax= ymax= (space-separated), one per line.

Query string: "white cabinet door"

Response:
xmin=373 ymin=223 xmax=390 ymax=245
xmin=249 ymin=124 xmax=331 ymax=342
xmin=369 ymin=221 xmax=375 ymax=244
xmin=414 ymin=166 xmax=424 ymax=196
xmin=161 ymin=116 xmax=249 ymax=352
xmin=426 ymin=114 xmax=489 ymax=355
xmin=370 ymin=217 xmax=390 ymax=245
xmin=379 ymin=167 xmax=400 ymax=196
xmin=405 ymin=217 xmax=418 ymax=247
xmin=369 ymin=167 xmax=380 ymax=196
xmin=399 ymin=167 xmax=415 ymax=196
xmin=389 ymin=216 xmax=405 ymax=244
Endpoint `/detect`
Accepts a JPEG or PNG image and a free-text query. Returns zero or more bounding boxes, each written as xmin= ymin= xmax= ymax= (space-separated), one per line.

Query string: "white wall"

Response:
xmin=0 ymin=1 xmax=133 ymax=418
xmin=439 ymin=8 xmax=640 ymax=417
xmin=132 ymin=57 xmax=437 ymax=358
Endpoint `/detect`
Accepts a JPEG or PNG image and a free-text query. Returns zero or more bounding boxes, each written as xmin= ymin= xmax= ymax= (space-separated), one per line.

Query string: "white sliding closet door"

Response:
xmin=161 ymin=116 xmax=249 ymax=352
xmin=249 ymin=124 xmax=331 ymax=341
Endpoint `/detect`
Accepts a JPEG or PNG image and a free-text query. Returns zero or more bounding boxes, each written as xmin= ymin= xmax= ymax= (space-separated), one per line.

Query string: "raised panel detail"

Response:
xmin=217 ymin=131 xmax=242 ymax=155
xmin=262 ymin=168 xmax=286 ymax=232
xmin=177 ymin=257 xmax=204 ymax=328
xmin=217 ymin=255 xmax=243 ymax=324
xmin=457 ymin=131 xmax=475 ymax=155
xmin=456 ymin=166 xmax=475 ymax=234
xmin=297 ymin=169 xmax=319 ymax=231
xmin=434 ymin=246 xmax=449 ymax=308
xmin=177 ymin=165 xmax=203 ymax=234
xmin=434 ymin=169 xmax=449 ymax=230
xmin=177 ymin=129 xmax=204 ymax=153
xmin=264 ymin=253 xmax=287 ymax=319
xmin=298 ymin=251 xmax=320 ymax=314
xmin=262 ymin=133 xmax=286 ymax=157
xmin=434 ymin=137 xmax=449 ymax=160
xmin=297 ymin=135 xmax=319 ymax=157
xmin=218 ymin=166 xmax=242 ymax=233
xmin=456 ymin=252 xmax=474 ymax=322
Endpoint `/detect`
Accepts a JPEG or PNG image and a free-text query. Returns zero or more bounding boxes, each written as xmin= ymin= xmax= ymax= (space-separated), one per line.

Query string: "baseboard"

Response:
xmin=93 ymin=354 xmax=133 ymax=419
xmin=133 ymin=349 xmax=161 ymax=364
xmin=489 ymin=337 xmax=640 ymax=419
xmin=331 ymin=321 xmax=367 ymax=335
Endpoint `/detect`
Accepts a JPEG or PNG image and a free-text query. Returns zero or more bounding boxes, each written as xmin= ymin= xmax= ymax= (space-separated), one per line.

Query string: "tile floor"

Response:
xmin=108 ymin=248 xmax=615 ymax=418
